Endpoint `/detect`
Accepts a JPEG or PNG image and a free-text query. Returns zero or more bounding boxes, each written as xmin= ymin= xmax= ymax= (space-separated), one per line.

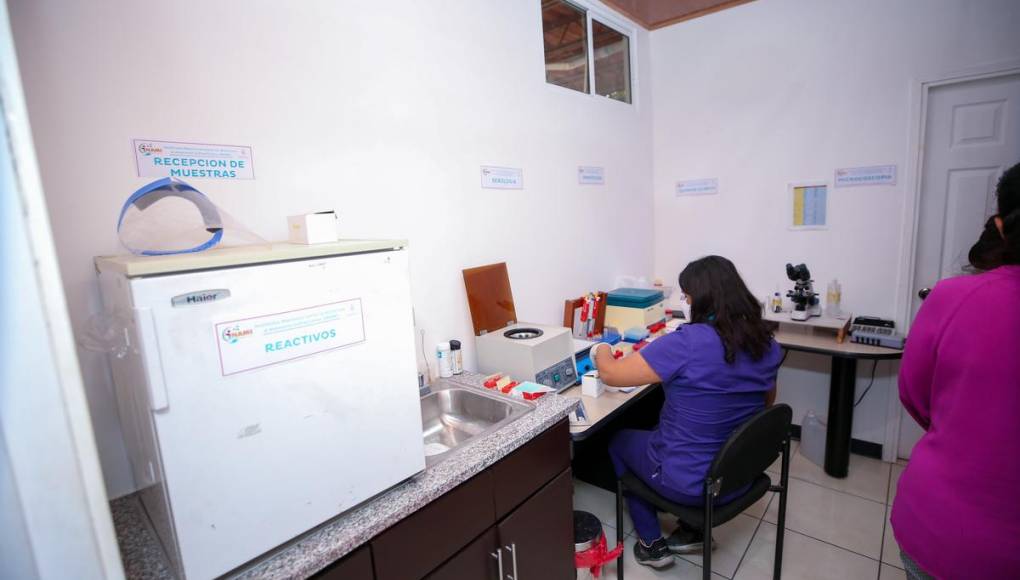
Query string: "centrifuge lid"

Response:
xmin=463 ymin=262 xmax=518 ymax=336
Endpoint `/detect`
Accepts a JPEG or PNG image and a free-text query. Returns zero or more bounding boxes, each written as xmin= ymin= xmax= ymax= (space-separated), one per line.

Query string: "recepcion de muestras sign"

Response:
xmin=133 ymin=139 xmax=255 ymax=180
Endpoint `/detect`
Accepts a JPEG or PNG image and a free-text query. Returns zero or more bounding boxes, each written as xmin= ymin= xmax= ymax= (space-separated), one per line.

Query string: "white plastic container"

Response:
xmin=287 ymin=211 xmax=338 ymax=244
xmin=800 ymin=410 xmax=827 ymax=468
xmin=581 ymin=371 xmax=604 ymax=398
xmin=436 ymin=342 xmax=453 ymax=378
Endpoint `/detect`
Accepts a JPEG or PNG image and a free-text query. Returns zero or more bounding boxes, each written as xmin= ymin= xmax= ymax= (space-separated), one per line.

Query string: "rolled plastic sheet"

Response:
xmin=117 ymin=177 xmax=266 ymax=256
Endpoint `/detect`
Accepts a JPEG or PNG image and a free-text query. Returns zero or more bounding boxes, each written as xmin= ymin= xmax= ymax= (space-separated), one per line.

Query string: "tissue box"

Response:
xmin=287 ymin=211 xmax=338 ymax=244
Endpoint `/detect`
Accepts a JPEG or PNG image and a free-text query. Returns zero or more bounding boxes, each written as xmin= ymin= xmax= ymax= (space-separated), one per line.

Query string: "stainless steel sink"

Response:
xmin=420 ymin=386 xmax=533 ymax=465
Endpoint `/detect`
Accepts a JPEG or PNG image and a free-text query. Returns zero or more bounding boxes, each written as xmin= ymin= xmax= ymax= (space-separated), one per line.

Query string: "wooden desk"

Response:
xmin=560 ymin=383 xmax=659 ymax=441
xmin=774 ymin=324 xmax=903 ymax=478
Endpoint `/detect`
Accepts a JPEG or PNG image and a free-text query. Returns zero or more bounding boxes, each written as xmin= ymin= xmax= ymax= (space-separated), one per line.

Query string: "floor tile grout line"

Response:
xmin=768 ymin=470 xmax=890 ymax=506
xmin=877 ymin=466 xmax=894 ymax=578
xmin=767 ymin=520 xmax=887 ymax=566
xmin=729 ymin=502 xmax=769 ymax=580
xmin=675 ymin=512 xmax=764 ymax=578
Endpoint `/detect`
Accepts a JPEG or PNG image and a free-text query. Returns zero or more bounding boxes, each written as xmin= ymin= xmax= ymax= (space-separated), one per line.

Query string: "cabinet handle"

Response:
xmin=491 ymin=550 xmax=504 ymax=579
xmin=505 ymin=543 xmax=519 ymax=579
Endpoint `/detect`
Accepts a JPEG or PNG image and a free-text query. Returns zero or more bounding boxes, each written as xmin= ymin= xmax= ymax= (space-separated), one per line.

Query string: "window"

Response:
xmin=542 ymin=0 xmax=588 ymax=94
xmin=541 ymin=0 xmax=632 ymax=104
xmin=592 ymin=20 xmax=631 ymax=103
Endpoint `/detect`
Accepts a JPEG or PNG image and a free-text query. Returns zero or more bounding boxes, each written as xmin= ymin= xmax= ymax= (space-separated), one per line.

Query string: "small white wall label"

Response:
xmin=578 ymin=166 xmax=605 ymax=185
xmin=834 ymin=165 xmax=896 ymax=188
xmin=481 ymin=166 xmax=523 ymax=189
xmin=676 ymin=178 xmax=718 ymax=197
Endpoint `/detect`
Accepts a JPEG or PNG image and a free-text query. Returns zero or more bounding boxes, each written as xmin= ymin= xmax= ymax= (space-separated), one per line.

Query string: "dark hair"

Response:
xmin=968 ymin=162 xmax=1020 ymax=270
xmin=678 ymin=255 xmax=777 ymax=364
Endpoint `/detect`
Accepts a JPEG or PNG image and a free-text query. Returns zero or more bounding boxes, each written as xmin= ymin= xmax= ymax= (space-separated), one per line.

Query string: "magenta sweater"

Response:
xmin=892 ymin=265 xmax=1020 ymax=579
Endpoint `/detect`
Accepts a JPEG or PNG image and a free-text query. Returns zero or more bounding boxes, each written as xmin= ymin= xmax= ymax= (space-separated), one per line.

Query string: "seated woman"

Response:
xmin=591 ymin=255 xmax=781 ymax=568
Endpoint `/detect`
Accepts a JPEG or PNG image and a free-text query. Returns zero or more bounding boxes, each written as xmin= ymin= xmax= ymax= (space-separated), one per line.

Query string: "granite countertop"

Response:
xmin=112 ymin=374 xmax=578 ymax=579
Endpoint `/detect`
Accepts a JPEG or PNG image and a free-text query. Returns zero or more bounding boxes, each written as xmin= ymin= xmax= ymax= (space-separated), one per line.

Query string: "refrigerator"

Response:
xmin=95 ymin=241 xmax=426 ymax=579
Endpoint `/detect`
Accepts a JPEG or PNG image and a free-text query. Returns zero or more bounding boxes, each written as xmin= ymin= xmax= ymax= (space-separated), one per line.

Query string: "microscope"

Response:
xmin=786 ymin=263 xmax=821 ymax=321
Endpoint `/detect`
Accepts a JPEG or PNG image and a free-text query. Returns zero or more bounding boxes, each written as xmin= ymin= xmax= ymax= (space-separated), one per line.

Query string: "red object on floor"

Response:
xmin=574 ymin=532 xmax=623 ymax=578
xmin=647 ymin=321 xmax=666 ymax=333
xmin=631 ymin=340 xmax=649 ymax=352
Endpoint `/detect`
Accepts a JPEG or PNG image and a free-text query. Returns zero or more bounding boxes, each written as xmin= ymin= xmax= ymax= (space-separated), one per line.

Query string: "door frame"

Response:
xmin=0 ymin=1 xmax=125 ymax=576
xmin=886 ymin=59 xmax=1020 ymax=460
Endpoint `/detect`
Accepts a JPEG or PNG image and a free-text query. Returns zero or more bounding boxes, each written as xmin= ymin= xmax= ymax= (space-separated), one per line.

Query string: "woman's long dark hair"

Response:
xmin=968 ymin=162 xmax=1020 ymax=270
xmin=678 ymin=255 xmax=777 ymax=364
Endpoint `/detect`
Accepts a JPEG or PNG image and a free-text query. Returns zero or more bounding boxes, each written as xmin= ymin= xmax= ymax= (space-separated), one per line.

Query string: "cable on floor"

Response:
xmin=854 ymin=360 xmax=880 ymax=407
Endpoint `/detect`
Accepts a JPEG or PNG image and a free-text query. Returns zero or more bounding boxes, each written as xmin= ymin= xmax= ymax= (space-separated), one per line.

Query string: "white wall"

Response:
xmin=11 ymin=0 xmax=654 ymax=498
xmin=650 ymin=0 xmax=1020 ymax=445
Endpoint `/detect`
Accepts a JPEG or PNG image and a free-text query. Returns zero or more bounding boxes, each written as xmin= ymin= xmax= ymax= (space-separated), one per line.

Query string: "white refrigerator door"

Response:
xmin=130 ymin=249 xmax=424 ymax=580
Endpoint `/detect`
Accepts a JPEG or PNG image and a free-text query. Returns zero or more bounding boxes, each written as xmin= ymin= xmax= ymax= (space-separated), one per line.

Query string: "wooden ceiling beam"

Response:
xmin=598 ymin=0 xmax=756 ymax=29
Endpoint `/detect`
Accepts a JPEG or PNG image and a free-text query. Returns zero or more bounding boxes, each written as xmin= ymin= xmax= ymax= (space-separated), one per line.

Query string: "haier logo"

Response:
xmin=221 ymin=326 xmax=254 ymax=344
xmin=171 ymin=289 xmax=231 ymax=307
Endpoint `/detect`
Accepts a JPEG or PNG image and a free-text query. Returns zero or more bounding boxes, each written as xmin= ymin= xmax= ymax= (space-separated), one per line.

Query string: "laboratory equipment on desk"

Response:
xmin=785 ymin=263 xmax=821 ymax=321
xmin=93 ymin=240 xmax=424 ymax=580
xmin=464 ymin=263 xmax=578 ymax=391
xmin=564 ymin=291 xmax=608 ymax=341
xmin=850 ymin=316 xmax=906 ymax=349
xmin=436 ymin=341 xmax=453 ymax=378
xmin=604 ymin=287 xmax=666 ymax=331
xmin=573 ymin=338 xmax=598 ymax=377
xmin=825 ymin=279 xmax=844 ymax=318
xmin=573 ymin=330 xmax=621 ymax=377
xmin=800 ymin=410 xmax=826 ymax=468
xmin=771 ymin=291 xmax=783 ymax=313
xmin=449 ymin=339 xmax=463 ymax=374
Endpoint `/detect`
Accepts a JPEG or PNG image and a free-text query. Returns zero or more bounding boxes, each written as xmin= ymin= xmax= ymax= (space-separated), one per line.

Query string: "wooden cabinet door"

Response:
xmin=425 ymin=528 xmax=501 ymax=580
xmin=312 ymin=544 xmax=374 ymax=579
xmin=496 ymin=469 xmax=575 ymax=580
xmin=372 ymin=470 xmax=495 ymax=580
xmin=491 ymin=420 xmax=570 ymax=519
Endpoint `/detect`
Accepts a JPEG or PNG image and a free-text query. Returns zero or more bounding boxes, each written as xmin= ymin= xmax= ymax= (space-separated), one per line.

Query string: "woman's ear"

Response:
xmin=995 ymin=215 xmax=1005 ymax=239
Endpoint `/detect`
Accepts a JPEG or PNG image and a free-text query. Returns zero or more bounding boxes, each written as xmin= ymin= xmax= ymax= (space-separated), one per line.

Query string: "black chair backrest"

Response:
xmin=708 ymin=404 xmax=792 ymax=496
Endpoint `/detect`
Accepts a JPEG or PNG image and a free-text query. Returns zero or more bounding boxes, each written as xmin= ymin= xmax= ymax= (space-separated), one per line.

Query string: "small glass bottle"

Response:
xmin=449 ymin=340 xmax=463 ymax=374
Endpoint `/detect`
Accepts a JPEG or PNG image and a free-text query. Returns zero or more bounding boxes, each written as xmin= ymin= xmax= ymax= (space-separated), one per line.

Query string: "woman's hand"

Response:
xmin=592 ymin=343 xmax=662 ymax=387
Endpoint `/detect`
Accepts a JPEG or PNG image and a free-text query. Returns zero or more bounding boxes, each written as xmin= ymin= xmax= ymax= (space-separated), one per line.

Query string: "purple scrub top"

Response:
xmin=638 ymin=323 xmax=782 ymax=497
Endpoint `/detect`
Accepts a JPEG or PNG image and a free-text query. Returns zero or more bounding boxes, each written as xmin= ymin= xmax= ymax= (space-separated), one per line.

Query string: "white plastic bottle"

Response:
xmin=800 ymin=410 xmax=827 ymax=468
xmin=436 ymin=342 xmax=453 ymax=378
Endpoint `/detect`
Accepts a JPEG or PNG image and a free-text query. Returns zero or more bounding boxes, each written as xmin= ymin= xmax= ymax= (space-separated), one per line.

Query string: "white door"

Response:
xmin=132 ymin=250 xmax=424 ymax=580
xmin=901 ymin=72 xmax=1020 ymax=458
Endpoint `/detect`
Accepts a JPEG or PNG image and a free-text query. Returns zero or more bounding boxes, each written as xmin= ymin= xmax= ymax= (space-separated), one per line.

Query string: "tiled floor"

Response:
xmin=574 ymin=446 xmax=908 ymax=579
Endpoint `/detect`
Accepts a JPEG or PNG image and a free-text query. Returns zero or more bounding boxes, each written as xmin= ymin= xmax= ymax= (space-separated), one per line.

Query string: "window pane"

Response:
xmin=542 ymin=0 xmax=588 ymax=94
xmin=593 ymin=20 xmax=631 ymax=103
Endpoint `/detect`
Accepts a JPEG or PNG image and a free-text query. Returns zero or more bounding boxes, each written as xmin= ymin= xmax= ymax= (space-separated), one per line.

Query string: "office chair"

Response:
xmin=615 ymin=404 xmax=792 ymax=580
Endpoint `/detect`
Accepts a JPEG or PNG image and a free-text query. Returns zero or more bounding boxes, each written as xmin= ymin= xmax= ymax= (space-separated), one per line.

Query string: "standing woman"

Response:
xmin=892 ymin=162 xmax=1020 ymax=579
xmin=591 ymin=255 xmax=782 ymax=568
